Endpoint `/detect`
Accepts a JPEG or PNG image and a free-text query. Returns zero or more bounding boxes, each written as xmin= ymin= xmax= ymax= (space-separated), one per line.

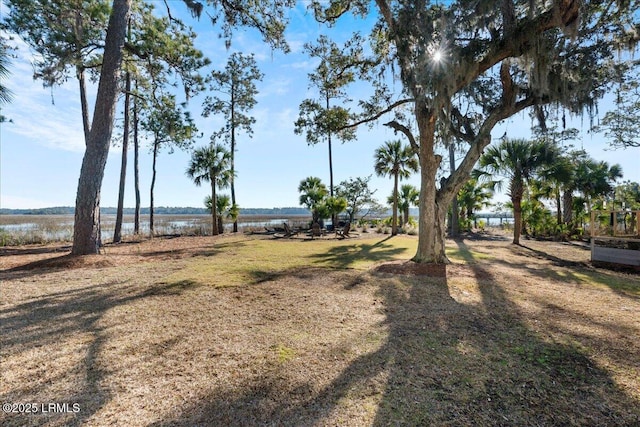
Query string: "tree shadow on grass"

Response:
xmin=0 ymin=278 xmax=198 ymax=427
xmin=505 ymin=243 xmax=640 ymax=300
xmin=151 ymin=241 xmax=639 ymax=426
xmin=306 ymin=236 xmax=409 ymax=269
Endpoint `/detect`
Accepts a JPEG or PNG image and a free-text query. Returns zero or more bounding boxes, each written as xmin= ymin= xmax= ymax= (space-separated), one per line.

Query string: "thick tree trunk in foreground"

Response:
xmin=72 ymin=0 xmax=130 ymax=255
xmin=413 ymin=105 xmax=449 ymax=264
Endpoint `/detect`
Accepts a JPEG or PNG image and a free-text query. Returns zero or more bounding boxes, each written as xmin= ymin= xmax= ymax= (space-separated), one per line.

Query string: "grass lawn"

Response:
xmin=1 ymin=232 xmax=639 ymax=426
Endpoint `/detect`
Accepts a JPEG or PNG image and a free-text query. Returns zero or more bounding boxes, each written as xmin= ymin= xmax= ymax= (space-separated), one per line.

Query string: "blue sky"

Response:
xmin=1 ymin=1 xmax=638 ymax=210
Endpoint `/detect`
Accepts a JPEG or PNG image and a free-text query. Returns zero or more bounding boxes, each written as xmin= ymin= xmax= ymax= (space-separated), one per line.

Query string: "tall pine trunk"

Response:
xmin=77 ymin=68 xmax=91 ymax=142
xmin=326 ymin=93 xmax=336 ymax=230
xmin=230 ymin=86 xmax=238 ymax=232
xmin=133 ymin=80 xmax=141 ymax=234
xmin=72 ymin=0 xmax=130 ymax=255
xmin=150 ymin=140 xmax=159 ymax=236
xmin=113 ymin=69 xmax=131 ymax=243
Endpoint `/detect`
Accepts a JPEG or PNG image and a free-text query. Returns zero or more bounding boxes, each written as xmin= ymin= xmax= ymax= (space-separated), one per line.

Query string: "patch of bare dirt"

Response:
xmin=373 ymin=259 xmax=447 ymax=277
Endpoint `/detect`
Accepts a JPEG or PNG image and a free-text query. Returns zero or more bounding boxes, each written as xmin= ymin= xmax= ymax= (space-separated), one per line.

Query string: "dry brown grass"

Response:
xmin=1 ymin=231 xmax=639 ymax=426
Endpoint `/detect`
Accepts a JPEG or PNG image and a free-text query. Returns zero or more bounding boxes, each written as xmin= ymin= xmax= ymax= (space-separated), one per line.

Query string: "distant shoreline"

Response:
xmin=0 ymin=207 xmax=312 ymax=216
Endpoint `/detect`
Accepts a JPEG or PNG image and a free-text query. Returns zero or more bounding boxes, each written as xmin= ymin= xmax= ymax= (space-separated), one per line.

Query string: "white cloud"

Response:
xmin=257 ymin=76 xmax=293 ymax=98
xmin=2 ymin=36 xmax=89 ymax=152
xmin=286 ymin=59 xmax=316 ymax=70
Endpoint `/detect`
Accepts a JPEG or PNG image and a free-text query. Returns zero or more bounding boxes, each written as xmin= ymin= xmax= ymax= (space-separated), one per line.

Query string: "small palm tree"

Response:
xmin=374 ymin=140 xmax=419 ymax=235
xmin=457 ymin=178 xmax=493 ymax=230
xmin=474 ymin=138 xmax=559 ymax=244
xmin=186 ymin=144 xmax=231 ymax=235
xmin=398 ymin=184 xmax=419 ymax=227
xmin=298 ymin=176 xmax=329 ymax=224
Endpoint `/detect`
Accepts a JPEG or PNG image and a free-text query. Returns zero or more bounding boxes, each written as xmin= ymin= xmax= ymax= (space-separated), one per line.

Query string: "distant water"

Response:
xmin=0 ymin=215 xmax=301 ymax=242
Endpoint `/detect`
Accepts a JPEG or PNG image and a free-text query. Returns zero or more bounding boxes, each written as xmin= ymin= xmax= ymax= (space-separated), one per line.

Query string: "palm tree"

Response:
xmin=474 ymin=138 xmax=559 ymax=244
xmin=0 ymin=40 xmax=13 ymax=122
xmin=396 ymin=184 xmax=420 ymax=227
xmin=186 ymin=144 xmax=231 ymax=235
xmin=574 ymin=158 xmax=623 ymax=212
xmin=205 ymin=193 xmax=238 ymax=234
xmin=298 ymin=176 xmax=329 ymax=225
xmin=374 ymin=140 xmax=419 ymax=235
xmin=457 ymin=178 xmax=493 ymax=230
xmin=531 ymin=152 xmax=574 ymax=227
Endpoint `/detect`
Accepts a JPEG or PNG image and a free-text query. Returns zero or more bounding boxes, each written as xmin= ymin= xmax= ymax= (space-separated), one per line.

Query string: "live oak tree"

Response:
xmin=202 ymin=52 xmax=263 ymax=233
xmin=311 ymin=0 xmax=639 ymax=263
xmin=599 ymin=76 xmax=640 ymax=149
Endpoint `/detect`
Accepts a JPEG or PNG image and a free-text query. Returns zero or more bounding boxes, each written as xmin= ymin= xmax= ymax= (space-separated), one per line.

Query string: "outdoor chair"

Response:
xmin=309 ymin=222 xmax=325 ymax=239
xmin=337 ymin=222 xmax=357 ymax=239
xmin=283 ymin=222 xmax=299 ymax=237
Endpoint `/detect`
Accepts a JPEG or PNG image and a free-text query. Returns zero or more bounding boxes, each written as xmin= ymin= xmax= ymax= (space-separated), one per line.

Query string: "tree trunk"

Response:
xmin=133 ymin=80 xmax=140 ymax=235
xmin=512 ymin=195 xmax=523 ymax=245
xmin=413 ymin=105 xmax=449 ymax=263
xmin=150 ymin=140 xmax=158 ymax=236
xmin=555 ymin=188 xmax=562 ymax=226
xmin=113 ymin=69 xmax=131 ymax=243
xmin=449 ymin=143 xmax=460 ymax=237
xmin=326 ymin=93 xmax=336 ymax=230
xmin=77 ymin=68 xmax=91 ymax=142
xmin=392 ymin=172 xmax=399 ymax=235
xmin=562 ymin=188 xmax=573 ymax=226
xmin=211 ymin=176 xmax=219 ymax=235
xmin=230 ymin=85 xmax=238 ymax=233
xmin=72 ymin=0 xmax=130 ymax=255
